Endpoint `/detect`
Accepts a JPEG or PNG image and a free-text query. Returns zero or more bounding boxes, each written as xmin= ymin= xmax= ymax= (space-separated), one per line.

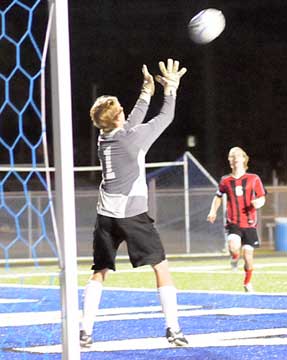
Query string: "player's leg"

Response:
xmin=80 ymin=269 xmax=108 ymax=347
xmin=152 ymin=260 xmax=188 ymax=346
xmin=80 ymin=215 xmax=119 ymax=347
xmin=123 ymin=213 xmax=188 ymax=346
xmin=227 ymin=233 xmax=242 ymax=271
xmin=241 ymin=227 xmax=259 ymax=292
xmin=242 ymin=244 xmax=254 ymax=292
xmin=226 ymin=224 xmax=242 ymax=270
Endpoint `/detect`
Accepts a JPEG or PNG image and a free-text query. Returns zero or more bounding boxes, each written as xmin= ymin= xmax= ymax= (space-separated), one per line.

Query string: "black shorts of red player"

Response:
xmin=226 ymin=223 xmax=260 ymax=248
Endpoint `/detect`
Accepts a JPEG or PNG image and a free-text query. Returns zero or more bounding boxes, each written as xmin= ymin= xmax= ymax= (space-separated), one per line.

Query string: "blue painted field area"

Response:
xmin=0 ymin=286 xmax=286 ymax=359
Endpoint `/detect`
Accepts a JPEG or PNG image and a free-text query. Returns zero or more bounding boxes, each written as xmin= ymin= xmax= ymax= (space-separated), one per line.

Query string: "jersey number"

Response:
xmin=102 ymin=146 xmax=115 ymax=180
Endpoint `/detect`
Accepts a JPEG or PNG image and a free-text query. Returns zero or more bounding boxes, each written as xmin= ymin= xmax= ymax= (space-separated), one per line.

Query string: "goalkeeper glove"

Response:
xmin=155 ymin=58 xmax=187 ymax=96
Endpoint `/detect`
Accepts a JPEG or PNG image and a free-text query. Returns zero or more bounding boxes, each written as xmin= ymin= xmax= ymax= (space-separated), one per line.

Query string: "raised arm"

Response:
xmin=125 ymin=65 xmax=155 ymax=129
xmin=131 ymin=59 xmax=187 ymax=151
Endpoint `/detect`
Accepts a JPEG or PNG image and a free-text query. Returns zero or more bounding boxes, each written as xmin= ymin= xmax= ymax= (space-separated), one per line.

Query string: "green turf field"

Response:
xmin=1 ymin=252 xmax=286 ymax=293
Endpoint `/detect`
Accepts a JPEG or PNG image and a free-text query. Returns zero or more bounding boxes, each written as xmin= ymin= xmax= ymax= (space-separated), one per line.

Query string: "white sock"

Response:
xmin=158 ymin=285 xmax=180 ymax=332
xmin=81 ymin=280 xmax=103 ymax=335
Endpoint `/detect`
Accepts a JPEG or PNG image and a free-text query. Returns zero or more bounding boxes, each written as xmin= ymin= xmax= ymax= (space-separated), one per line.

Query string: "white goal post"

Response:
xmin=48 ymin=1 xmax=80 ymax=359
xmin=184 ymin=152 xmax=216 ymax=252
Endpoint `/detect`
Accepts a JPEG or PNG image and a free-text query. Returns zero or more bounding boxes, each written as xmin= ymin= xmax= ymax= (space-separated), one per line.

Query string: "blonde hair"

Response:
xmin=90 ymin=95 xmax=120 ymax=132
xmin=228 ymin=147 xmax=249 ymax=170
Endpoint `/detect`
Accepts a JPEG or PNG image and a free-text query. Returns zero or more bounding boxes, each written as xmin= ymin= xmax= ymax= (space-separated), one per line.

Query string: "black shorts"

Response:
xmin=226 ymin=223 xmax=260 ymax=248
xmin=91 ymin=212 xmax=166 ymax=271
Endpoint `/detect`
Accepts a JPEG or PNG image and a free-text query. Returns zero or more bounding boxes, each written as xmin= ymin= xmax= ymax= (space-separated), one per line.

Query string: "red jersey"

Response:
xmin=217 ymin=173 xmax=266 ymax=228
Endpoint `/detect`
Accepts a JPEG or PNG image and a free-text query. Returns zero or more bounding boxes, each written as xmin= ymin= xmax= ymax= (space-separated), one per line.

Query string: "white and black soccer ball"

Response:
xmin=188 ymin=8 xmax=226 ymax=45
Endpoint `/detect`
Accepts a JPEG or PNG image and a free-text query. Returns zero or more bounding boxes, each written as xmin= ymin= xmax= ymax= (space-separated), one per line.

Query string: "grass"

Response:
xmin=85 ymin=256 xmax=287 ymax=293
xmin=0 ymin=253 xmax=286 ymax=293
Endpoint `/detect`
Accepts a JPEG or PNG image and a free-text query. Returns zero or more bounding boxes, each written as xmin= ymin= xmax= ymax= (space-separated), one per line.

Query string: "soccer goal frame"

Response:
xmin=184 ymin=151 xmax=217 ymax=252
xmin=48 ymin=1 xmax=80 ymax=359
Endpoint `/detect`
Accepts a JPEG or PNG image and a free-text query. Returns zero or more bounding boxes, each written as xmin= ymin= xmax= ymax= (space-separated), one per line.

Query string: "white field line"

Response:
xmin=0 ymin=299 xmax=38 ymax=304
xmin=10 ymin=328 xmax=287 ymax=353
xmin=1 ymin=306 xmax=287 ymax=327
xmin=0 ymin=262 xmax=286 ymax=279
xmin=0 ymin=305 xmax=194 ymax=327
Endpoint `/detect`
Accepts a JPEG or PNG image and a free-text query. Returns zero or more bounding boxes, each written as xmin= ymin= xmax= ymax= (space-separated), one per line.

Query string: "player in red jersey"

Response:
xmin=207 ymin=147 xmax=266 ymax=292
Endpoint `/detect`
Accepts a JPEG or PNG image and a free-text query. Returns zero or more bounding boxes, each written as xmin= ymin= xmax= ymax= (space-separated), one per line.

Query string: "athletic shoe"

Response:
xmin=166 ymin=327 xmax=188 ymax=346
xmin=230 ymin=257 xmax=239 ymax=271
xmin=244 ymin=283 xmax=254 ymax=293
xmin=80 ymin=330 xmax=93 ymax=347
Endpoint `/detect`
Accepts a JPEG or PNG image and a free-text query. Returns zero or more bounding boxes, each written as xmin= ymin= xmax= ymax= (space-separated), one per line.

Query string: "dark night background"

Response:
xmin=67 ymin=0 xmax=287 ymax=185
xmin=1 ymin=0 xmax=287 ymax=185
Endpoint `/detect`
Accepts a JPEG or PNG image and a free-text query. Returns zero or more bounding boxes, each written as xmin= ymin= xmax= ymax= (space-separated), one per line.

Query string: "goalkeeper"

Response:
xmin=80 ymin=59 xmax=188 ymax=347
xmin=207 ymin=147 xmax=266 ymax=292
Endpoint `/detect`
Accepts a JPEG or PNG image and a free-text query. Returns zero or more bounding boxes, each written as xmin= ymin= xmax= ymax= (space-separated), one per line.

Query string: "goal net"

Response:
xmin=147 ymin=151 xmax=226 ymax=254
xmin=0 ymin=1 xmax=80 ymax=358
xmin=0 ymin=0 xmax=58 ymax=268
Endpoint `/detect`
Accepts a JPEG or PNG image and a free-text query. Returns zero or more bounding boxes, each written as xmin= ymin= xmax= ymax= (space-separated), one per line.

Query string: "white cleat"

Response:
xmin=244 ymin=283 xmax=254 ymax=293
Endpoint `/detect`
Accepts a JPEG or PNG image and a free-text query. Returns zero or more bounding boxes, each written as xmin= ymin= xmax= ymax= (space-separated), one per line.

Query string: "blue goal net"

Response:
xmin=0 ymin=0 xmax=58 ymax=268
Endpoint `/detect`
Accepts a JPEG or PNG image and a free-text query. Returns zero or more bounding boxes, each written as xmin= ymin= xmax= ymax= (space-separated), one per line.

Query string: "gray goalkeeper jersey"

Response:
xmin=97 ymin=95 xmax=175 ymax=218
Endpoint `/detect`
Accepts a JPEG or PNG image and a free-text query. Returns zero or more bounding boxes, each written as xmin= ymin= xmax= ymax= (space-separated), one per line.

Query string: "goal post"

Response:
xmin=48 ymin=0 xmax=80 ymax=359
xmin=183 ymin=151 xmax=226 ymax=253
xmin=183 ymin=152 xmax=190 ymax=252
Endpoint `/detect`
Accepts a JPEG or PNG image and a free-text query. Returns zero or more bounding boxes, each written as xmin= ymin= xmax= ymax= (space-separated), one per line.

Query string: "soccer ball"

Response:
xmin=188 ymin=8 xmax=226 ymax=45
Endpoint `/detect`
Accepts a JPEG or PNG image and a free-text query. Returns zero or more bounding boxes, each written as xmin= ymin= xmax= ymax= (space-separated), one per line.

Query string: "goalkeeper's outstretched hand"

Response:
xmin=155 ymin=58 xmax=187 ymax=96
xmin=141 ymin=64 xmax=155 ymax=96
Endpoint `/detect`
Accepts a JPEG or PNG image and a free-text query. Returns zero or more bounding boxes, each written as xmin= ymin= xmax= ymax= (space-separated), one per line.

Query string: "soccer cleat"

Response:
xmin=244 ymin=283 xmax=254 ymax=293
xmin=166 ymin=327 xmax=188 ymax=346
xmin=80 ymin=330 xmax=93 ymax=347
